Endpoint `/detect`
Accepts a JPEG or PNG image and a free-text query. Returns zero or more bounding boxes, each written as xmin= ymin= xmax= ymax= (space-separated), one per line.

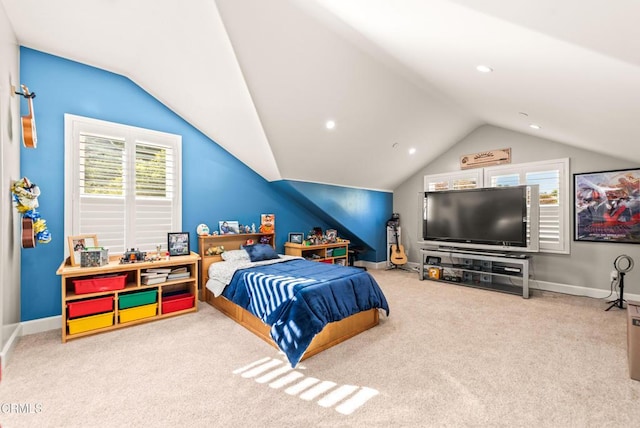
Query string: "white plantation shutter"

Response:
xmin=65 ymin=115 xmax=181 ymax=256
xmin=424 ymin=170 xmax=483 ymax=191
xmin=485 ymin=158 xmax=569 ymax=254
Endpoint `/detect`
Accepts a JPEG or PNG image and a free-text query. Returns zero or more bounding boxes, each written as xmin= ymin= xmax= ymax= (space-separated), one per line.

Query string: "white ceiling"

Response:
xmin=3 ymin=0 xmax=640 ymax=191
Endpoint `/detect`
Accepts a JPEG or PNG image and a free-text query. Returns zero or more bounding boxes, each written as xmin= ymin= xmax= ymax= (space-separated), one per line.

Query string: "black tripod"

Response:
xmin=605 ymin=271 xmax=626 ymax=311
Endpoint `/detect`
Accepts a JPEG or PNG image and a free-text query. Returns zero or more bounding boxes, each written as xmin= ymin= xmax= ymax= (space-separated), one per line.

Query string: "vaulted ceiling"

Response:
xmin=3 ymin=0 xmax=640 ymax=191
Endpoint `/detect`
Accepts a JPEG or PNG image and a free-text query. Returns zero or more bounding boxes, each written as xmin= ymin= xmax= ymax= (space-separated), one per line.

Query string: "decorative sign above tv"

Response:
xmin=460 ymin=148 xmax=511 ymax=170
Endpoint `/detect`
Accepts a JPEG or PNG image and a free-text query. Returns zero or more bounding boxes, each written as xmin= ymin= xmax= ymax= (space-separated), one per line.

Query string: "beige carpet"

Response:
xmin=1 ymin=269 xmax=639 ymax=427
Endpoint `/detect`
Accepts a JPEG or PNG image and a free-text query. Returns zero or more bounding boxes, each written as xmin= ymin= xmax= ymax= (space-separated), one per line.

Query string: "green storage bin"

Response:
xmin=332 ymin=247 xmax=347 ymax=257
xmin=118 ymin=289 xmax=157 ymax=310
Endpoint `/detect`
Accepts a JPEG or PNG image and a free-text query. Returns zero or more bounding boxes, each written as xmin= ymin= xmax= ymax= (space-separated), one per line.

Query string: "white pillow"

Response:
xmin=221 ymin=249 xmax=250 ymax=262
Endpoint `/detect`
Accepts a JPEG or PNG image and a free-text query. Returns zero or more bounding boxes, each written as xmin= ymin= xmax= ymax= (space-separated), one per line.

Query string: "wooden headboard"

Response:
xmin=197 ymin=232 xmax=275 ymax=300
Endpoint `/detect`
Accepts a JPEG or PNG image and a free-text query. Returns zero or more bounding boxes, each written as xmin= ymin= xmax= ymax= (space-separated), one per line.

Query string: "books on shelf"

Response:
xmin=145 ymin=268 xmax=172 ymax=274
xmin=168 ymin=272 xmax=190 ymax=280
xmin=141 ymin=266 xmax=189 ymax=284
xmin=167 ymin=266 xmax=190 ymax=280
xmin=141 ymin=274 xmax=168 ymax=285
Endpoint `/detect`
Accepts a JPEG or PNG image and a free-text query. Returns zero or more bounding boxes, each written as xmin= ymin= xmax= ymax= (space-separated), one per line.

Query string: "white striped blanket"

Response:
xmin=243 ymin=271 xmax=316 ymax=323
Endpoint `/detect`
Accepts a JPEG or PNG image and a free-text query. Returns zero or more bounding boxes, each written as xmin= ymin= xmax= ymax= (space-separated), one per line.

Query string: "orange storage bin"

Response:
xmin=73 ymin=274 xmax=127 ymax=294
xmin=162 ymin=293 xmax=195 ymax=314
xmin=68 ymin=296 xmax=114 ymax=319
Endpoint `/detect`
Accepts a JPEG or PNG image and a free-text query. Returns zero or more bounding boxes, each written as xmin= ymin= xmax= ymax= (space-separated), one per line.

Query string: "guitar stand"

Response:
xmin=386 ymin=262 xmax=413 ymax=273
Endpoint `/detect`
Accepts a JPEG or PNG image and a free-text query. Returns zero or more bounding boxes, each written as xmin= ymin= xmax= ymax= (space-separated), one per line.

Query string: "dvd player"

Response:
xmin=492 ymin=265 xmax=521 ymax=275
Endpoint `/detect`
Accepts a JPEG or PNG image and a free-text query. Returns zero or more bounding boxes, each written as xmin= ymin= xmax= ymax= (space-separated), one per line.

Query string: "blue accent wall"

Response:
xmin=19 ymin=47 xmax=392 ymax=321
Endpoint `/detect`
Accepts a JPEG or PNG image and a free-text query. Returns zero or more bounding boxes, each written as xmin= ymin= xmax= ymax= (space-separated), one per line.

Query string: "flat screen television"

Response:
xmin=421 ymin=185 xmax=539 ymax=253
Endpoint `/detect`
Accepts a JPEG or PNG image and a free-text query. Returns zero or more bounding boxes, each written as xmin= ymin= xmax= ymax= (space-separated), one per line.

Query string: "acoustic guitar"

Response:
xmin=20 ymin=85 xmax=37 ymax=149
xmin=21 ymin=217 xmax=35 ymax=249
xmin=390 ymin=225 xmax=407 ymax=265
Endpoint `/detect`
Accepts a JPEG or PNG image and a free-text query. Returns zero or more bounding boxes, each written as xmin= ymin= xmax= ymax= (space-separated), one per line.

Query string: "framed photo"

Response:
xmin=219 ymin=220 xmax=239 ymax=235
xmin=288 ymin=232 xmax=304 ymax=244
xmin=574 ymin=168 xmax=640 ymax=243
xmin=68 ymin=234 xmax=98 ymax=267
xmin=168 ymin=232 xmax=190 ymax=256
xmin=326 ymin=229 xmax=337 ymax=242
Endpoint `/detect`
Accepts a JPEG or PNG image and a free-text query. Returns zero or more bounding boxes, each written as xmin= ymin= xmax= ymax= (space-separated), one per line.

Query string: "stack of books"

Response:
xmin=141 ymin=268 xmax=171 ymax=285
xmin=167 ymin=266 xmax=190 ymax=280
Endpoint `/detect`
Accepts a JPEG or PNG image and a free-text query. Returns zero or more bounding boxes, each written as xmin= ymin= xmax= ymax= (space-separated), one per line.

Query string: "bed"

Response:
xmin=198 ymin=233 xmax=389 ymax=367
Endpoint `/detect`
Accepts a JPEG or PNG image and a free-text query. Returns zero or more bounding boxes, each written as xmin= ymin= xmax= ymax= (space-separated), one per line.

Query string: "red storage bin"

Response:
xmin=73 ymin=274 xmax=127 ymax=294
xmin=68 ymin=296 xmax=114 ymax=319
xmin=162 ymin=293 xmax=195 ymax=314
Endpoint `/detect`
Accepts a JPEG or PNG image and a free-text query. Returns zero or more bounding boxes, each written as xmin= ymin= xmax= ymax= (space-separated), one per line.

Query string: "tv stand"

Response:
xmin=419 ymin=248 xmax=530 ymax=298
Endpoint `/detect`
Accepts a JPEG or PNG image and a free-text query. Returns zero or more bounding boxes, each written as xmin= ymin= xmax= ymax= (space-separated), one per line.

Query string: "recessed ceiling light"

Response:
xmin=325 ymin=120 xmax=335 ymax=130
xmin=476 ymin=65 xmax=493 ymax=73
xmin=409 ymin=148 xmax=416 ymax=155
xmin=529 ymin=124 xmax=541 ymax=130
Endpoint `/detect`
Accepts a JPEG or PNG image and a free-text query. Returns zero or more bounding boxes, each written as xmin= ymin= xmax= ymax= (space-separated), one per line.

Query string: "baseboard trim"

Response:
xmin=21 ymin=315 xmax=61 ymax=336
xmin=531 ymin=279 xmax=640 ymax=302
xmin=1 ymin=323 xmax=22 ymax=374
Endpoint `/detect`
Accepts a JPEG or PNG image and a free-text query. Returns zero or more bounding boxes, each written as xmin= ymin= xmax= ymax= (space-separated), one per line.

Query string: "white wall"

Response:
xmin=394 ymin=124 xmax=640 ymax=297
xmin=0 ymin=1 xmax=22 ymax=366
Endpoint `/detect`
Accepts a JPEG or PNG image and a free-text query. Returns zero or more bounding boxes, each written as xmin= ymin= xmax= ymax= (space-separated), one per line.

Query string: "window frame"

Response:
xmin=64 ymin=114 xmax=182 ymax=257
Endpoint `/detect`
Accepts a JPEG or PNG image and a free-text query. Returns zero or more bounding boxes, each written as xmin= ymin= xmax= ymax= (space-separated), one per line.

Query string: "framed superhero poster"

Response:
xmin=574 ymin=168 xmax=640 ymax=243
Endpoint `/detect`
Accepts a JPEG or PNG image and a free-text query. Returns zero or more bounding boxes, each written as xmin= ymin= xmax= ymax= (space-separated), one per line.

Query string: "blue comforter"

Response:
xmin=222 ymin=259 xmax=389 ymax=367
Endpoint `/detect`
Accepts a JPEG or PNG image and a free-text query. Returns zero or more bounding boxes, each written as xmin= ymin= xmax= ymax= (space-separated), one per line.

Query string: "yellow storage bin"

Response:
xmin=67 ymin=311 xmax=114 ymax=335
xmin=119 ymin=303 xmax=158 ymax=323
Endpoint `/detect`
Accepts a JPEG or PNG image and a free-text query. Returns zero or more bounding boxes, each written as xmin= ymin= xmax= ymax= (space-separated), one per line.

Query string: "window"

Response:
xmin=424 ymin=170 xmax=483 ymax=192
xmin=65 ymin=115 xmax=182 ymax=255
xmin=484 ymin=158 xmax=570 ymax=254
xmin=424 ymin=158 xmax=570 ymax=254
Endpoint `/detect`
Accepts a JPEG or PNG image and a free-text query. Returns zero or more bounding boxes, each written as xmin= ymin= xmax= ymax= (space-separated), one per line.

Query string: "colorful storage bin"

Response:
xmin=67 ymin=296 xmax=114 ymax=319
xmin=162 ymin=293 xmax=194 ymax=314
xmin=119 ymin=303 xmax=158 ymax=323
xmin=73 ymin=274 xmax=127 ymax=294
xmin=118 ymin=289 xmax=157 ymax=310
xmin=67 ymin=311 xmax=114 ymax=335
xmin=332 ymin=247 xmax=347 ymax=257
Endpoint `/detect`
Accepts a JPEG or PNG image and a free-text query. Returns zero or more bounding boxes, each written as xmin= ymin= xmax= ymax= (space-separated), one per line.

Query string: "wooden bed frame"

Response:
xmin=198 ymin=232 xmax=380 ymax=362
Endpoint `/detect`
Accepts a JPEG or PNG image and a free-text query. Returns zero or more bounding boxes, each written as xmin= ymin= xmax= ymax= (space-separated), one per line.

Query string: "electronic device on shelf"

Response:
xmin=420 ymin=185 xmax=540 ymax=254
xmin=492 ymin=265 xmax=522 ymax=275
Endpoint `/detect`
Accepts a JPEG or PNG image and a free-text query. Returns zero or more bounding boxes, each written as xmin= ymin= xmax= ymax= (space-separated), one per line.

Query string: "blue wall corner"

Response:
xmin=18 ymin=47 xmax=392 ymax=321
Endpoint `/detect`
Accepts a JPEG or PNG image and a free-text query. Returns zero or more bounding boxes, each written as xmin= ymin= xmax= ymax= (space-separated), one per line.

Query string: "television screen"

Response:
xmin=423 ymin=186 xmax=531 ymax=249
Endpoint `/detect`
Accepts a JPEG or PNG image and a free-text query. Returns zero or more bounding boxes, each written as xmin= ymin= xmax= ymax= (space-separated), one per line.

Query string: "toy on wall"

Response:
xmin=11 ymin=177 xmax=51 ymax=248
xmin=259 ymin=213 xmax=274 ymax=233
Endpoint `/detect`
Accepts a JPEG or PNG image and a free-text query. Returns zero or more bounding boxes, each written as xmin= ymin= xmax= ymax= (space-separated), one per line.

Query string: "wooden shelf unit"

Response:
xmin=284 ymin=241 xmax=349 ymax=265
xmin=198 ymin=232 xmax=275 ymax=298
xmin=56 ymin=252 xmax=200 ymax=342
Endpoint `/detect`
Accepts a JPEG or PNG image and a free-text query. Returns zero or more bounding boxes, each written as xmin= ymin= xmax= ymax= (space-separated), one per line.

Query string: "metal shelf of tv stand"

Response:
xmin=419 ymin=248 xmax=530 ymax=298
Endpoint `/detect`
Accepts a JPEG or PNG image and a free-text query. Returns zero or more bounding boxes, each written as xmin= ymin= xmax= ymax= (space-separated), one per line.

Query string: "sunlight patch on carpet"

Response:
xmin=233 ymin=357 xmax=380 ymax=415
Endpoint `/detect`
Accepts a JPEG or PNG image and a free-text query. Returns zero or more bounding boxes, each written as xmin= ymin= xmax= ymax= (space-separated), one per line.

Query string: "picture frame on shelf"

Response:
xmin=326 ymin=229 xmax=337 ymax=242
xmin=168 ymin=232 xmax=190 ymax=256
xmin=68 ymin=234 xmax=98 ymax=267
xmin=574 ymin=167 xmax=640 ymax=244
xmin=288 ymin=232 xmax=304 ymax=244
xmin=219 ymin=220 xmax=239 ymax=235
